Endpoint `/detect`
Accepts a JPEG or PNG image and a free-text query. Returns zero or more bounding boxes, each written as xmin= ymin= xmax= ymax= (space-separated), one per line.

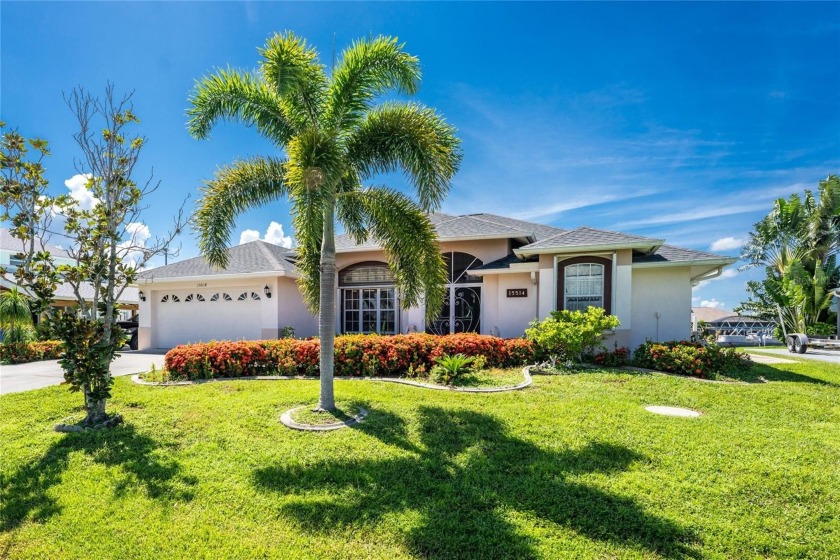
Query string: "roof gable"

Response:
xmin=137 ymin=240 xmax=296 ymax=280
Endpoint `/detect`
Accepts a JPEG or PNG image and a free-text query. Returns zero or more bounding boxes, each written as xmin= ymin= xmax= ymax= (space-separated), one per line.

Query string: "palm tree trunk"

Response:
xmin=318 ymin=198 xmax=337 ymax=412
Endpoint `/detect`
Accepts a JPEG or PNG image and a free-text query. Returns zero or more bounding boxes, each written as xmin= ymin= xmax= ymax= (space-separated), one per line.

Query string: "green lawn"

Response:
xmin=1 ymin=357 xmax=838 ymax=559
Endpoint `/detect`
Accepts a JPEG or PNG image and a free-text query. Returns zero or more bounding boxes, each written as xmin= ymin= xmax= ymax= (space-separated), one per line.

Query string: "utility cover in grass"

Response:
xmin=645 ymin=406 xmax=701 ymax=417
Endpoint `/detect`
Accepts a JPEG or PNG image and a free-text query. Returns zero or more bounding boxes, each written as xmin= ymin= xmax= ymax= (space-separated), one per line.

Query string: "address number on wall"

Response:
xmin=506 ymin=289 xmax=528 ymax=298
xmin=196 ymin=282 xmax=208 ymax=288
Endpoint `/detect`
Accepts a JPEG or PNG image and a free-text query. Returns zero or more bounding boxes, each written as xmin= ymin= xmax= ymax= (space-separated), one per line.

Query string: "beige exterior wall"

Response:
xmin=630 ymin=266 xmax=692 ymax=348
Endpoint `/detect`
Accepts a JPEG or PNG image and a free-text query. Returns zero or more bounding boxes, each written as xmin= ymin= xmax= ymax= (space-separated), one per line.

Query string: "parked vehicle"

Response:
xmin=117 ymin=314 xmax=139 ymax=350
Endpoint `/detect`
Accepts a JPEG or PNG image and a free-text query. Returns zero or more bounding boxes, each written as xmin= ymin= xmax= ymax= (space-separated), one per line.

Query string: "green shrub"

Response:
xmin=525 ymin=307 xmax=620 ymax=364
xmin=632 ymin=340 xmax=752 ymax=378
xmin=806 ymin=322 xmax=836 ymax=336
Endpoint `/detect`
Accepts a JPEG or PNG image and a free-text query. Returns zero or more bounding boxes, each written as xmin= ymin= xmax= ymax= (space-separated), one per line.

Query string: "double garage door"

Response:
xmin=155 ymin=288 xmax=263 ymax=348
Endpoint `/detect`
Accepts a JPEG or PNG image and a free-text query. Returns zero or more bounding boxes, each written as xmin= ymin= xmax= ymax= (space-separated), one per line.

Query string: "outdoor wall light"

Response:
xmin=138 ymin=291 xmax=146 ymax=302
xmin=264 ymin=285 xmax=272 ymax=299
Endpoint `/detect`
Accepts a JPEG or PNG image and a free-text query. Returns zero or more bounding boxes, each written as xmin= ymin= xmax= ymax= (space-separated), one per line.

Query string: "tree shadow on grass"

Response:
xmin=722 ymin=360 xmax=838 ymax=385
xmin=0 ymin=423 xmax=196 ymax=531
xmin=254 ymin=406 xmax=700 ymax=559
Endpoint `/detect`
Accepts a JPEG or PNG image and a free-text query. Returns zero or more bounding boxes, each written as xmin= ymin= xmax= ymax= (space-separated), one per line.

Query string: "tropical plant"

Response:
xmin=740 ymin=175 xmax=840 ymax=335
xmin=0 ymin=287 xmax=35 ymax=344
xmin=431 ymin=353 xmax=475 ymax=385
xmin=188 ymin=32 xmax=461 ymax=411
xmin=525 ymin=306 xmax=620 ymax=364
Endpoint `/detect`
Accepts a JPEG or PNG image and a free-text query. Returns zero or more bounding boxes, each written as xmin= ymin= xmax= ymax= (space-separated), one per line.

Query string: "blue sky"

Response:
xmin=2 ymin=2 xmax=838 ymax=311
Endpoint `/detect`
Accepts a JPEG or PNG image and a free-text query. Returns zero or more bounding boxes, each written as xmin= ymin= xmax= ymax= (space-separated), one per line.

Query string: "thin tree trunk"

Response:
xmin=83 ymin=386 xmax=107 ymax=425
xmin=318 ymin=197 xmax=337 ymax=412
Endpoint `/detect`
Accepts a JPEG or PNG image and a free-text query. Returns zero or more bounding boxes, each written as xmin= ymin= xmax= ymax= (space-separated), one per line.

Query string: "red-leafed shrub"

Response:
xmin=164 ymin=333 xmax=536 ymax=381
xmin=632 ymin=340 xmax=751 ymax=378
xmin=592 ymin=347 xmax=630 ymax=367
xmin=0 ymin=340 xmax=64 ymax=364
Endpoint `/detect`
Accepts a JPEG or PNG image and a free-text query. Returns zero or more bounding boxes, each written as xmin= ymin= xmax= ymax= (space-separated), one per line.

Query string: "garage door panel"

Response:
xmin=155 ymin=288 xmax=262 ymax=348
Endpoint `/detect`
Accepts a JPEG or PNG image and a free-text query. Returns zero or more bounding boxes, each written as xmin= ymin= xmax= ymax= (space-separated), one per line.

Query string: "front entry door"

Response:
xmin=426 ymin=285 xmax=481 ymax=335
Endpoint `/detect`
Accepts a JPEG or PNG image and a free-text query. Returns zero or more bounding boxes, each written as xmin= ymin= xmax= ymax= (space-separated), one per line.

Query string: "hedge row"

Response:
xmin=0 ymin=341 xmax=64 ymax=364
xmin=164 ymin=333 xmax=536 ymax=380
xmin=633 ymin=340 xmax=752 ymax=378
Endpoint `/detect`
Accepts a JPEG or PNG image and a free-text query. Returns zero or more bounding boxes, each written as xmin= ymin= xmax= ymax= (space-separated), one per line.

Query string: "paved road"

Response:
xmin=0 ymin=351 xmax=166 ymax=395
xmin=746 ymin=348 xmax=840 ymax=365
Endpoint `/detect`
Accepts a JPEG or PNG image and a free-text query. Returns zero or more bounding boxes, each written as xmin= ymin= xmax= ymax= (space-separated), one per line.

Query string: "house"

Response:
xmin=133 ymin=213 xmax=736 ymax=350
xmin=0 ymin=228 xmax=139 ymax=317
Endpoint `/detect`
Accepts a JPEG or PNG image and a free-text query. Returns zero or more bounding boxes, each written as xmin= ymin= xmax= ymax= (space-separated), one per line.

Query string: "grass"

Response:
xmin=1 ymin=357 xmax=838 ymax=559
xmin=451 ymin=367 xmax=528 ymax=388
xmin=290 ymin=401 xmax=363 ymax=425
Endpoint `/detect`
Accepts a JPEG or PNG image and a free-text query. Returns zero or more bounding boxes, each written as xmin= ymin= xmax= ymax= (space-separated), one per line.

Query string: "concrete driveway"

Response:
xmin=747 ymin=348 xmax=840 ymax=365
xmin=0 ymin=350 xmax=166 ymax=395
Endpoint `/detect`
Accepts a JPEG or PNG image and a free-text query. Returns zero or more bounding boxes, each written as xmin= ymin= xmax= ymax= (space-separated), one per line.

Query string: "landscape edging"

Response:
xmin=131 ymin=365 xmax=533 ymax=393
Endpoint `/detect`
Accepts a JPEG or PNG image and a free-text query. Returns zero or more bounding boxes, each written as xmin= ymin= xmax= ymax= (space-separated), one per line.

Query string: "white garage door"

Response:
xmin=155 ymin=288 xmax=263 ymax=348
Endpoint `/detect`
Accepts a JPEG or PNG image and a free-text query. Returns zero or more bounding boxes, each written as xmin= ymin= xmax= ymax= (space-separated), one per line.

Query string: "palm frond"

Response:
xmin=193 ymin=157 xmax=289 ymax=269
xmin=259 ymin=32 xmax=328 ymax=129
xmin=347 ymin=102 xmax=461 ymax=212
xmin=187 ymin=68 xmax=294 ymax=145
xmin=349 ymin=187 xmax=447 ymax=320
xmin=326 ymin=36 xmax=420 ymax=130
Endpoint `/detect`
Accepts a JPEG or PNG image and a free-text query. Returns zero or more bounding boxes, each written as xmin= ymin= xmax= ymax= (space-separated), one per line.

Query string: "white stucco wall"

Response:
xmin=630 ymin=266 xmax=692 ymax=348
xmin=136 ymin=275 xmax=317 ymax=349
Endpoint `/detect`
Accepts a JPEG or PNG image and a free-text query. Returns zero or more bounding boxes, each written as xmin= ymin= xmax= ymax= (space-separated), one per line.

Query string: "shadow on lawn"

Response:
xmin=723 ymin=360 xmax=838 ymax=385
xmin=0 ymin=423 xmax=195 ymax=531
xmin=254 ymin=407 xmax=700 ymax=559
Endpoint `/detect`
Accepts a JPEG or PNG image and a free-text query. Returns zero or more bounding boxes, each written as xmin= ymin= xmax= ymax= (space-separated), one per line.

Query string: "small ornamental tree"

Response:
xmin=525 ymin=306 xmax=620 ymax=364
xmin=55 ymin=84 xmax=185 ymax=428
xmin=0 ymin=123 xmax=67 ymax=321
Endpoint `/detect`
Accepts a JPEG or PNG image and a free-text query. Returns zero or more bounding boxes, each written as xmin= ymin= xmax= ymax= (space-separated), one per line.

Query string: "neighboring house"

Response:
xmin=134 ymin=213 xmax=736 ymax=350
xmin=0 ymin=227 xmax=139 ymax=317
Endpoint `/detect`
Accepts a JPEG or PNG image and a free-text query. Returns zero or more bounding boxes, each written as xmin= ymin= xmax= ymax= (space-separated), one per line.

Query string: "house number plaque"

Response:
xmin=506 ymin=289 xmax=527 ymax=298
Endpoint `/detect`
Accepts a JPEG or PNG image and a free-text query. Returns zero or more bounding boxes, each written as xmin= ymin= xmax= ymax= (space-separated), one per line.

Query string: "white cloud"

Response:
xmin=700 ymin=299 xmax=726 ymax=309
xmin=263 ymin=221 xmax=292 ymax=247
xmin=709 ymin=236 xmax=746 ymax=252
xmin=239 ymin=221 xmax=293 ymax=248
xmin=64 ymin=174 xmax=98 ymax=210
xmin=119 ymin=222 xmax=152 ymax=267
xmin=239 ymin=229 xmax=260 ymax=244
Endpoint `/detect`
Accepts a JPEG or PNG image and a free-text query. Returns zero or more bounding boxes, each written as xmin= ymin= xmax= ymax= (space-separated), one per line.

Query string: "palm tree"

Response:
xmin=0 ymin=287 xmax=34 ymax=344
xmin=741 ymin=175 xmax=840 ymax=333
xmin=188 ymin=33 xmax=461 ymax=411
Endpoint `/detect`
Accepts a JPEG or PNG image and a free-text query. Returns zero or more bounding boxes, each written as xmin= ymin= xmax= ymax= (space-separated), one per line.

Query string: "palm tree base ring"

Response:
xmin=280 ymin=406 xmax=368 ymax=431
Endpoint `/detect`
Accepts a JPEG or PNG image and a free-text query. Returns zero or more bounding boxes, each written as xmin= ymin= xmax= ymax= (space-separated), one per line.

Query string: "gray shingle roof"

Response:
xmin=633 ymin=244 xmax=733 ymax=264
xmin=335 ymin=212 xmax=564 ymax=252
xmin=0 ymin=227 xmax=72 ymax=258
xmin=137 ymin=240 xmax=296 ymax=280
xmin=519 ymin=227 xmax=663 ymax=251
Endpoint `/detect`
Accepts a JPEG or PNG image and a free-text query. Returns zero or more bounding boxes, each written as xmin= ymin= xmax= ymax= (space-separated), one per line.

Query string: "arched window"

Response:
xmin=339 ymin=262 xmax=397 ymax=334
xmin=557 ymin=256 xmax=612 ymax=314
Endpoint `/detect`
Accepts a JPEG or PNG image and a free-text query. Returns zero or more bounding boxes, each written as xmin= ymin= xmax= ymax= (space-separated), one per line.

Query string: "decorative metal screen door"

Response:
xmin=452 ymin=286 xmax=481 ymax=333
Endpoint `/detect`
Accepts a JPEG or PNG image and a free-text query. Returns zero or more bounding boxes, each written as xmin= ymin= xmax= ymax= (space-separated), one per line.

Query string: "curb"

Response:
xmin=131 ymin=366 xmax=533 ymax=393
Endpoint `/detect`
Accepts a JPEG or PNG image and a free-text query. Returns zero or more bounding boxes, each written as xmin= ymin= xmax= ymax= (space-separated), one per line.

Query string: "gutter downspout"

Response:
xmin=531 ymin=270 xmax=538 ymax=321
